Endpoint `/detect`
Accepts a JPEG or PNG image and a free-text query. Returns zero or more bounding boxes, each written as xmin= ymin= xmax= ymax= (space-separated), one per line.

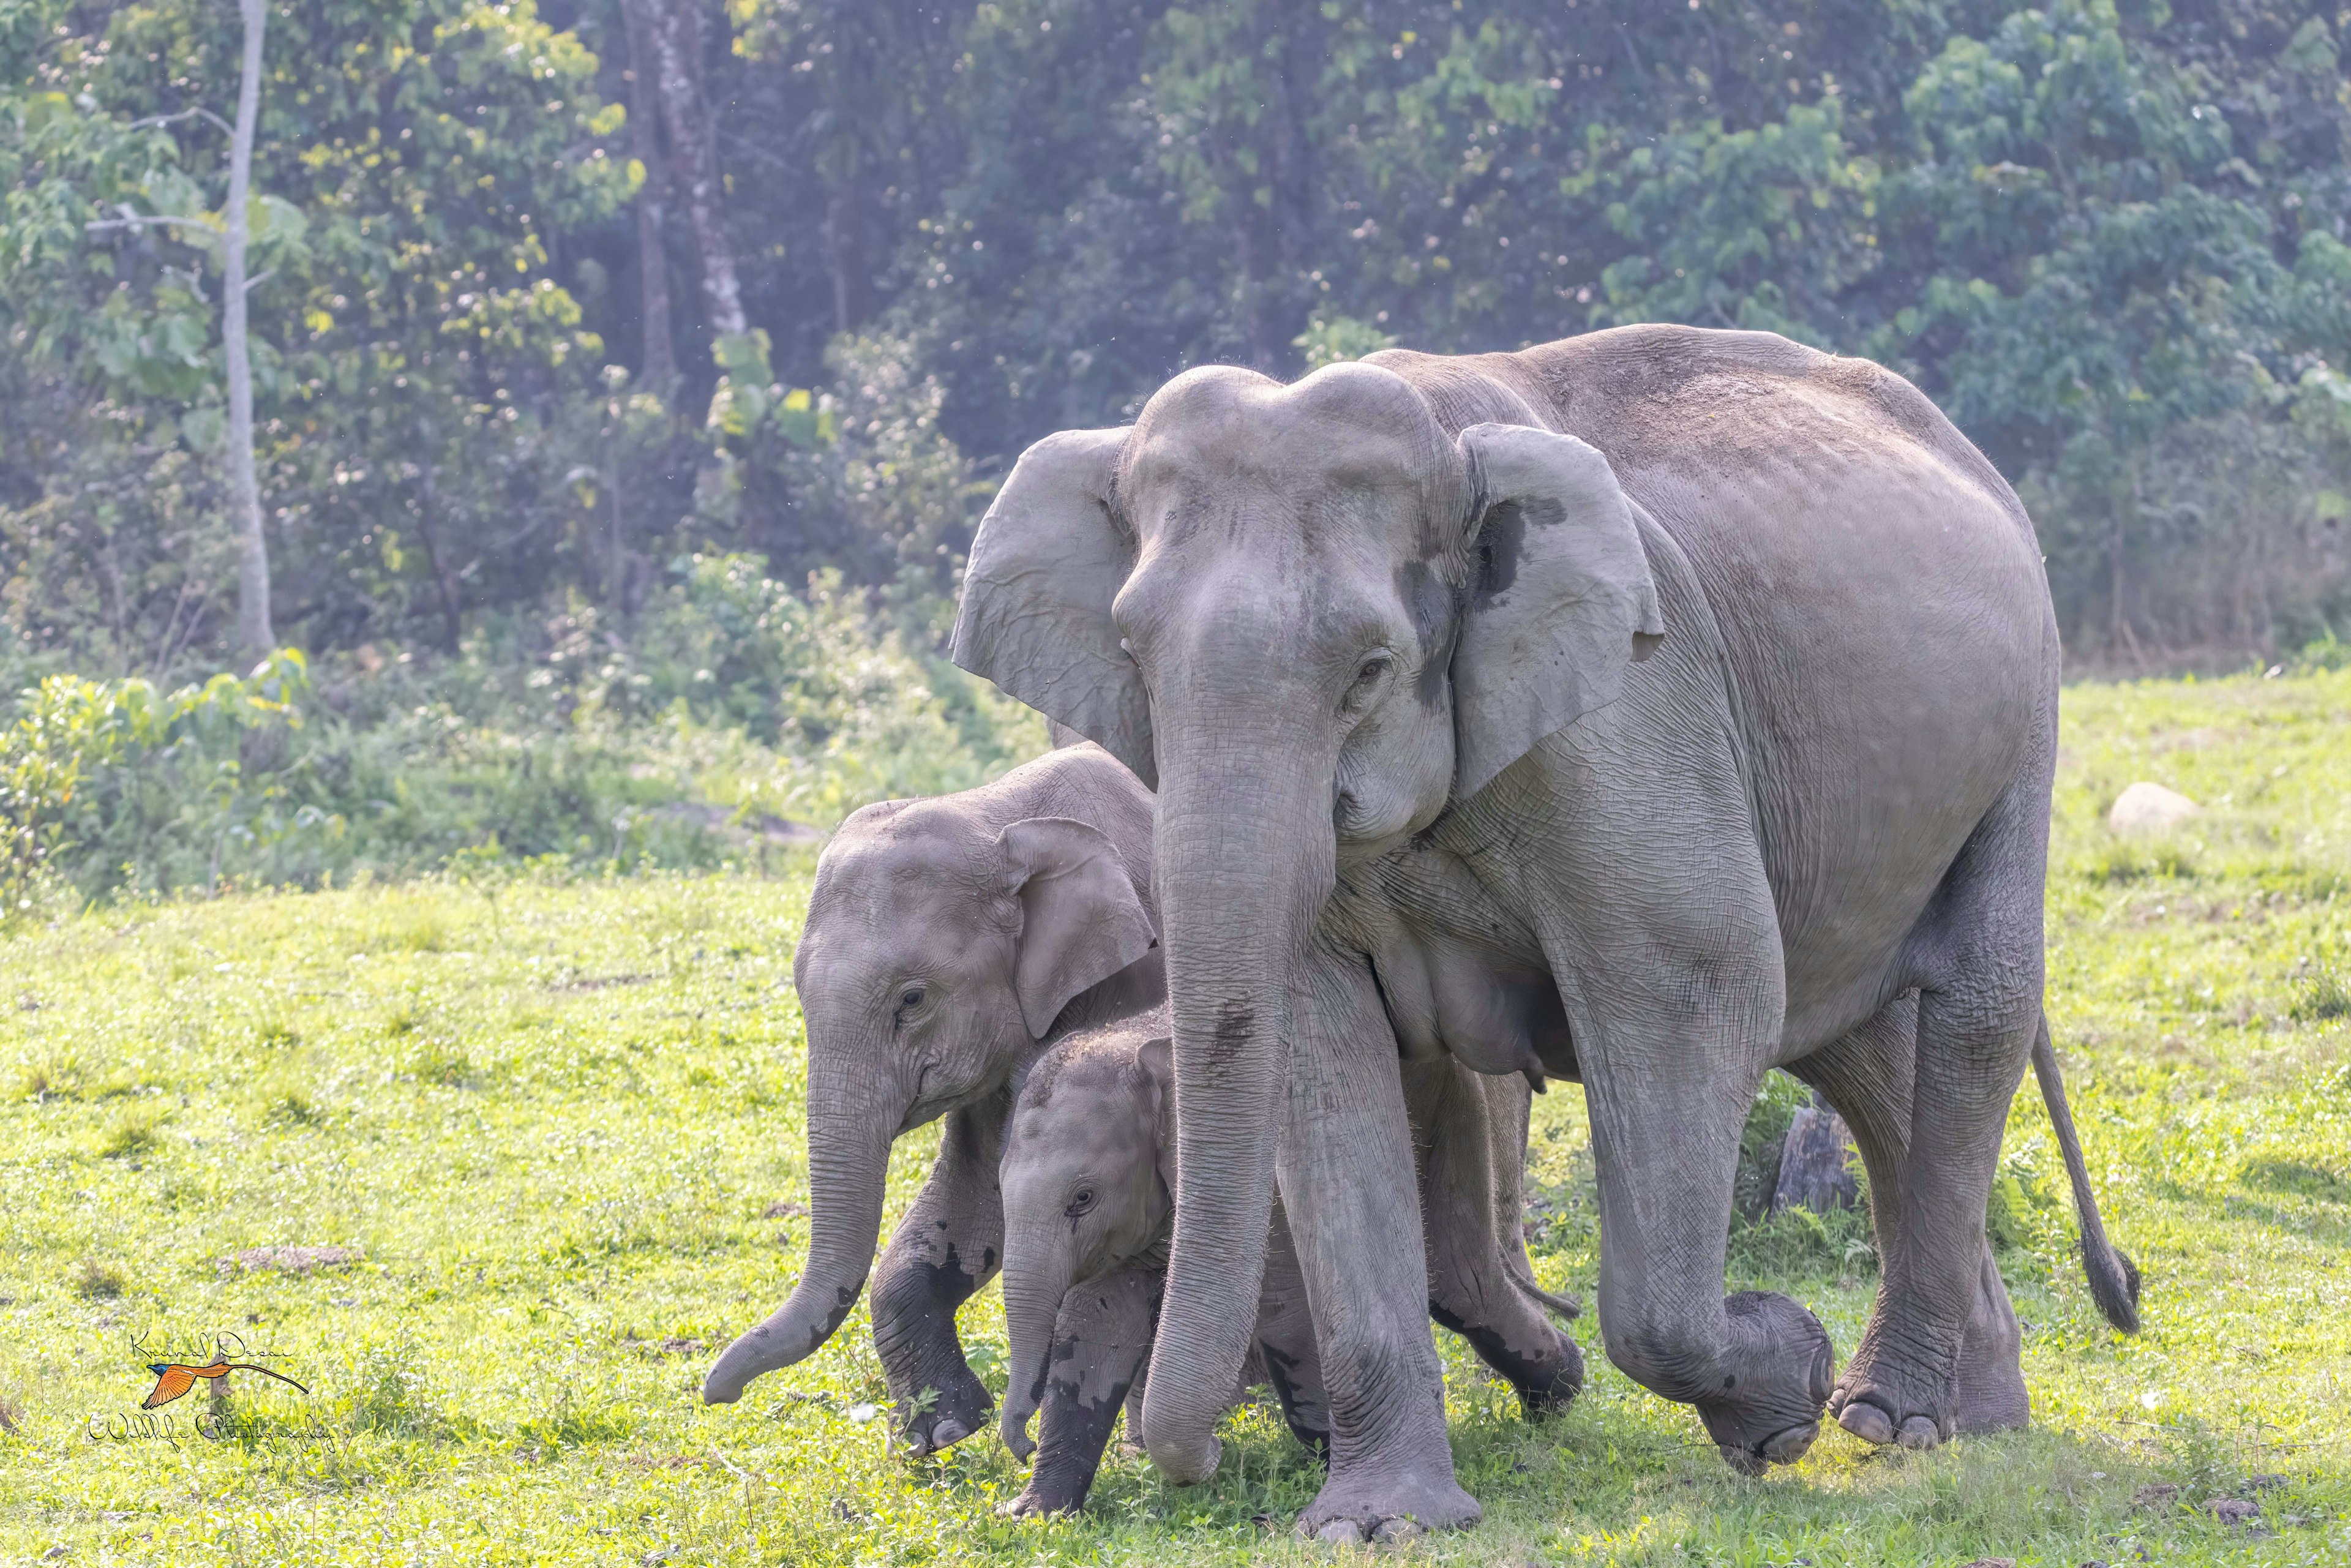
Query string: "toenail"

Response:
xmin=1839 ymin=1401 xmax=1895 ymax=1446
xmin=1897 ymin=1415 xmax=1940 ymax=1449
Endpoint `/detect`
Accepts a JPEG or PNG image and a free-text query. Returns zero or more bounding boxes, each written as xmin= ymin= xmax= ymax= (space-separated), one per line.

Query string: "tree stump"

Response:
xmin=1770 ymin=1100 xmax=1859 ymax=1214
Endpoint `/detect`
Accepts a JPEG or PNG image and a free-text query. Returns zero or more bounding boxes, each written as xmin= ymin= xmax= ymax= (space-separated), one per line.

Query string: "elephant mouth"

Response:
xmin=891 ymin=1065 xmax=939 ymax=1136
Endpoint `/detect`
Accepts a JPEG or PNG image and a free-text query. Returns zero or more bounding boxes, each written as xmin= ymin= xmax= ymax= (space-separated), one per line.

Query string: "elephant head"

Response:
xmin=701 ymin=801 xmax=1158 ymax=1405
xmin=994 ymin=1024 xmax=1174 ymax=1460
xmin=951 ymin=361 xmax=1660 ymax=1477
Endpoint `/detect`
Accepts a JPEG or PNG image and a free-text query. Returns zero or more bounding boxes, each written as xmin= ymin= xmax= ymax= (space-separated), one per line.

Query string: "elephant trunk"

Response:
xmin=1138 ymin=724 xmax=1333 ymax=1484
xmin=997 ymin=1221 xmax=1076 ymax=1461
xmin=704 ymin=1060 xmax=899 ymax=1404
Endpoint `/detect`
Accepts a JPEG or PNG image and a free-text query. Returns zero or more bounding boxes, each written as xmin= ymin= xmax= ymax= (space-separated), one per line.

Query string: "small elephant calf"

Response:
xmin=996 ymin=1010 xmax=1584 ymax=1516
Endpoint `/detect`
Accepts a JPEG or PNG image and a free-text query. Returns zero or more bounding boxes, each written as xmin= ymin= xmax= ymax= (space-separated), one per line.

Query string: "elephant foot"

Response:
xmin=1954 ymin=1250 xmax=2029 ymax=1435
xmin=1294 ymin=1463 xmax=1481 ymax=1541
xmin=1953 ymin=1359 xmax=2028 ymax=1436
xmin=998 ymin=1478 xmax=1084 ymax=1518
xmin=1432 ymin=1305 xmax=1584 ymax=1422
xmin=896 ymin=1364 xmax=991 ymax=1457
xmin=1518 ymin=1328 xmax=1585 ymax=1420
xmin=1692 ymin=1292 xmax=1835 ymax=1474
xmin=1827 ymin=1337 xmax=1955 ymax=1452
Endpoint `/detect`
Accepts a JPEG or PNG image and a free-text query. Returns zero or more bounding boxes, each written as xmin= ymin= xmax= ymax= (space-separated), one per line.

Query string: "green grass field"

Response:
xmin=2 ymin=670 xmax=2347 ymax=1566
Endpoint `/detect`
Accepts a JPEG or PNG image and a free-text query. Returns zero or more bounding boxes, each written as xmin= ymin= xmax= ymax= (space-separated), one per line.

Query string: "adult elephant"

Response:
xmin=951 ymin=326 xmax=2137 ymax=1534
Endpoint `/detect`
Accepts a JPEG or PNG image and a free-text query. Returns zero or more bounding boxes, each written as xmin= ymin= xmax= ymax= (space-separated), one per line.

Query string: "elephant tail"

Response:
xmin=2031 ymin=1015 xmax=2141 ymax=1334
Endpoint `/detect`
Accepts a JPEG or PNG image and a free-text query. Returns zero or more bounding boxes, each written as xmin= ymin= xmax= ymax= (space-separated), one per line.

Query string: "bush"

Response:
xmin=0 ymin=651 xmax=308 ymax=917
xmin=0 ymin=562 xmax=1047 ymax=906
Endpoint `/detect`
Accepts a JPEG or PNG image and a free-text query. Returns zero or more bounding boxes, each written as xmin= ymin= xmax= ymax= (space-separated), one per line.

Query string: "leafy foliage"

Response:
xmin=0 ymin=565 xmax=1040 ymax=904
xmin=2 ymin=0 xmax=2349 ymax=906
xmin=9 ymin=0 xmax=2346 ymax=681
xmin=0 ymin=648 xmax=306 ymax=914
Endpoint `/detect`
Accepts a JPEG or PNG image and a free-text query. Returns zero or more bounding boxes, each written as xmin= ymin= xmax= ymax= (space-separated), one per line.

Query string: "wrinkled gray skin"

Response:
xmin=700 ymin=743 xmax=1165 ymax=1455
xmin=952 ymin=325 xmax=2139 ymax=1534
xmin=994 ymin=1011 xmax=1581 ymax=1517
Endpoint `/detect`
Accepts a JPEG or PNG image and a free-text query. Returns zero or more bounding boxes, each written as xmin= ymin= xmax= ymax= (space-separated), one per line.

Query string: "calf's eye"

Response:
xmin=1065 ymin=1187 xmax=1095 ymax=1218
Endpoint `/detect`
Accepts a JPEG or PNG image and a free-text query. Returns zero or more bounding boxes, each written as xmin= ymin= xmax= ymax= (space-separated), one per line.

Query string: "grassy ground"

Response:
xmin=1 ymin=670 xmax=2345 ymax=1567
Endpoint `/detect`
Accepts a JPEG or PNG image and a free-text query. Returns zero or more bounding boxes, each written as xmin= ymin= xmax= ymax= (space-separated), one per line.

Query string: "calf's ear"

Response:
xmin=997 ymin=817 xmax=1158 ymax=1039
xmin=1138 ymin=1035 xmax=1176 ymax=1198
xmin=1449 ymin=422 xmax=1663 ymax=799
xmin=952 ymin=429 xmax=1156 ymax=786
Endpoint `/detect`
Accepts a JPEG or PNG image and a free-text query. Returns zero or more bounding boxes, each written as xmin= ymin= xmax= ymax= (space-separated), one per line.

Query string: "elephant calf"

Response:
xmin=702 ymin=741 xmax=1165 ymax=1453
xmin=996 ymin=1010 xmax=1583 ymax=1517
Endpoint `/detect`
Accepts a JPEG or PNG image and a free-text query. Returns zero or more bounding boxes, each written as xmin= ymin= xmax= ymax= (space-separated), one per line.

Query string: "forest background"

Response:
xmin=3 ymin=0 xmax=2349 ymax=901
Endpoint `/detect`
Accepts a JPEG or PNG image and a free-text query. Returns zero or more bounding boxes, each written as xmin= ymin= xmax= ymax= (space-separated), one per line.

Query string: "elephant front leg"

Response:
xmin=1406 ymin=1060 xmax=1583 ymax=1419
xmin=1003 ymin=1267 xmax=1160 ymax=1517
xmin=1281 ymin=950 xmax=1480 ymax=1542
xmin=871 ymin=1101 xmax=1004 ymax=1455
xmin=1580 ymin=1017 xmax=1832 ymax=1474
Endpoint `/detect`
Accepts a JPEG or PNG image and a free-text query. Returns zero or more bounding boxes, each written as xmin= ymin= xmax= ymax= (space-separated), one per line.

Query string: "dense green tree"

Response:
xmin=4 ymin=0 xmax=2346 ymax=676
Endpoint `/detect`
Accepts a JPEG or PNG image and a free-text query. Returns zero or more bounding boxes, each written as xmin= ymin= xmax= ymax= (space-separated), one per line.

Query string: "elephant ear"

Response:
xmin=952 ymin=429 xmax=1155 ymax=786
xmin=1137 ymin=1034 xmax=1176 ymax=1199
xmin=998 ymin=816 xmax=1160 ymax=1040
xmin=1450 ymin=422 xmax=1665 ymax=799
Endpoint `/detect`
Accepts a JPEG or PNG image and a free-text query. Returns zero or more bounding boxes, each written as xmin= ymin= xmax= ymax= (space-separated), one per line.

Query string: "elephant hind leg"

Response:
xmin=1826 ymin=755 xmax=2049 ymax=1452
xmin=1792 ymin=996 xmax=2028 ymax=1439
xmin=1405 ymin=1060 xmax=1583 ymax=1419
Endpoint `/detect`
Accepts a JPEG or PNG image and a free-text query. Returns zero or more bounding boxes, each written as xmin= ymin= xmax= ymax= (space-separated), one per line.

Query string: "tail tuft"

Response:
xmin=2032 ymin=1018 xmax=2142 ymax=1335
xmin=2081 ymin=1239 xmax=2141 ymax=1335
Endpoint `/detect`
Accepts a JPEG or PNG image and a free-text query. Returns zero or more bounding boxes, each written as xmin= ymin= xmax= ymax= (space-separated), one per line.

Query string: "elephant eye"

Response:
xmin=894 ymin=985 xmax=928 ymax=1019
xmin=1342 ymin=654 xmax=1392 ymax=712
xmin=1065 ymin=1187 xmax=1095 ymax=1218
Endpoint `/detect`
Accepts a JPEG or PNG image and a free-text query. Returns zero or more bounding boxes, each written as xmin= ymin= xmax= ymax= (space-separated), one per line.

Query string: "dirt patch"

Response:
xmin=216 ymin=1245 xmax=362 ymax=1277
xmin=557 ymin=973 xmax=653 ymax=992
xmin=623 ymin=1337 xmax=708 ymax=1357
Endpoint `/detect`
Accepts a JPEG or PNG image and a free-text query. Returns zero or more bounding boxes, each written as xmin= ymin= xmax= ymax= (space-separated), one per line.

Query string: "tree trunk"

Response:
xmin=827 ymin=174 xmax=870 ymax=334
xmin=645 ymin=0 xmax=744 ymax=339
xmin=224 ymin=0 xmax=273 ymax=654
xmin=1229 ymin=6 xmax=1314 ymax=375
xmin=1769 ymin=1095 xmax=1859 ymax=1215
xmin=412 ymin=456 xmax=465 ymax=653
xmin=620 ymin=0 xmax=678 ymax=392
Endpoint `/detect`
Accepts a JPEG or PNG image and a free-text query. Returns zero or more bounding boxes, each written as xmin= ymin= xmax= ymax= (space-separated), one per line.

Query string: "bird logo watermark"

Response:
xmin=139 ymin=1353 xmax=308 ymax=1409
xmin=86 ymin=1329 xmax=312 ymax=1443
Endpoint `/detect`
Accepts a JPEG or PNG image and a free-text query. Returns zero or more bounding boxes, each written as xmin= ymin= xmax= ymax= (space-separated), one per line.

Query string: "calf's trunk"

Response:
xmin=705 ymin=1065 xmax=898 ymax=1403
